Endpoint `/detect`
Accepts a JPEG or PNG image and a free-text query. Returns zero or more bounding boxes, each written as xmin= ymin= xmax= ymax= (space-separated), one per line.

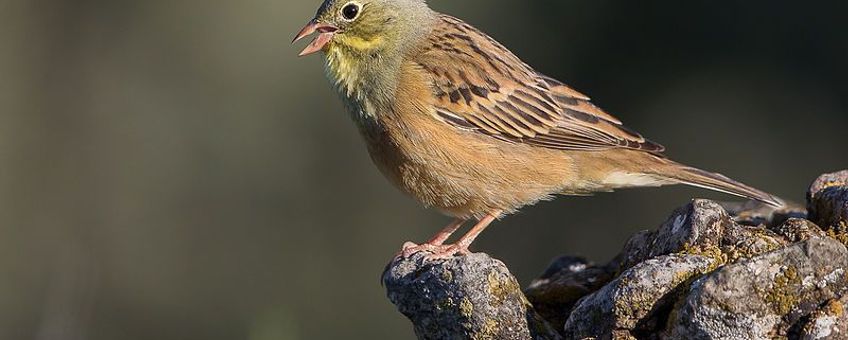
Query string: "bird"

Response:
xmin=292 ymin=0 xmax=783 ymax=259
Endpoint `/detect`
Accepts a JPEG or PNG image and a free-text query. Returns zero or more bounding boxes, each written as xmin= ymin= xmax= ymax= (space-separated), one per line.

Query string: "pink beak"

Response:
xmin=292 ymin=20 xmax=339 ymax=57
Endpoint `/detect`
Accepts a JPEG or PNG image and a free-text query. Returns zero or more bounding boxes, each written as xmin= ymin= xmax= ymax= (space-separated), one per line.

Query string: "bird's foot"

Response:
xmin=399 ymin=241 xmax=470 ymax=260
xmin=422 ymin=244 xmax=470 ymax=261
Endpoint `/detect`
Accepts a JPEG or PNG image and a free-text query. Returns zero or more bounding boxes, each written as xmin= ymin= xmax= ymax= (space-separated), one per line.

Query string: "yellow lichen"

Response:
xmin=760 ymin=266 xmax=802 ymax=315
xmin=723 ymin=228 xmax=785 ymax=262
xmin=459 ymin=297 xmax=474 ymax=318
xmin=473 ymin=319 xmax=499 ymax=340
xmin=816 ymin=181 xmax=846 ymax=192
xmin=827 ymin=228 xmax=848 ymax=247
xmin=825 ymin=299 xmax=844 ymax=317
xmin=681 ymin=242 xmax=726 ymax=269
xmin=441 ymin=269 xmax=453 ymax=283
xmin=436 ymin=296 xmax=455 ymax=311
xmin=486 ymin=271 xmax=518 ymax=307
xmin=802 ymin=298 xmax=845 ymax=336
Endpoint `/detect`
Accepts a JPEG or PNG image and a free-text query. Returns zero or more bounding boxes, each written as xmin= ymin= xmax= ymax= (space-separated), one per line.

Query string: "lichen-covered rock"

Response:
xmin=772 ymin=218 xmax=827 ymax=243
xmin=722 ymin=200 xmax=807 ymax=228
xmin=613 ymin=199 xmax=787 ymax=270
xmin=719 ymin=220 xmax=787 ymax=263
xmin=613 ymin=200 xmax=731 ymax=271
xmin=800 ymin=296 xmax=848 ymax=340
xmin=383 ymin=252 xmax=562 ymax=340
xmin=650 ymin=200 xmax=732 ymax=254
xmin=668 ymin=237 xmax=848 ymax=340
xmin=808 ymin=170 xmax=848 ymax=233
xmin=525 ymin=256 xmax=614 ymax=331
xmin=384 ymin=172 xmax=848 ymax=340
xmin=563 ymin=254 xmax=718 ymax=340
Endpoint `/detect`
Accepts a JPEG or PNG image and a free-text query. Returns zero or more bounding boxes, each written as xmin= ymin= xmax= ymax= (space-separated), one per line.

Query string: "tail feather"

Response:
xmin=666 ymin=165 xmax=784 ymax=207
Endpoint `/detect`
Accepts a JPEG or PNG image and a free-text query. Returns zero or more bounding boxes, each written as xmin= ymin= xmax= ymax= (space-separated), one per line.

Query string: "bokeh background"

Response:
xmin=1 ymin=0 xmax=846 ymax=339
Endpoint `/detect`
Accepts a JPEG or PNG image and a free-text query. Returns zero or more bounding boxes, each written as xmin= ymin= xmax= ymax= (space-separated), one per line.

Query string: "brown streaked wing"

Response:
xmin=416 ymin=15 xmax=665 ymax=154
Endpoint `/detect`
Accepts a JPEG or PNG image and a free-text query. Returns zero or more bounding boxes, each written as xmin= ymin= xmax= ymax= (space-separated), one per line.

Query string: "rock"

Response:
xmin=719 ymin=219 xmax=787 ymax=263
xmin=808 ymin=170 xmax=848 ymax=233
xmin=643 ymin=200 xmax=731 ymax=260
xmin=772 ymin=218 xmax=827 ymax=243
xmin=799 ymin=296 xmax=848 ymax=340
xmin=668 ymin=237 xmax=848 ymax=340
xmin=383 ymin=252 xmax=562 ymax=340
xmin=722 ymin=200 xmax=807 ymax=228
xmin=563 ymin=254 xmax=718 ymax=340
xmin=525 ymin=256 xmax=614 ymax=331
xmin=613 ymin=199 xmax=787 ymax=270
xmin=613 ymin=200 xmax=732 ymax=271
xmin=612 ymin=230 xmax=658 ymax=273
xmin=651 ymin=200 xmax=731 ymax=252
xmin=384 ymin=172 xmax=848 ymax=340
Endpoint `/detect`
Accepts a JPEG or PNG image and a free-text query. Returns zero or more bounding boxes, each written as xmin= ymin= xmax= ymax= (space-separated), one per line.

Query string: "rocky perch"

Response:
xmin=382 ymin=170 xmax=848 ymax=340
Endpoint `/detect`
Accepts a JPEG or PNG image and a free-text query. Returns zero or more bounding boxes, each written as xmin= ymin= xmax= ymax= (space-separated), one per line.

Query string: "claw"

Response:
xmin=422 ymin=245 xmax=469 ymax=261
xmin=397 ymin=242 xmax=469 ymax=261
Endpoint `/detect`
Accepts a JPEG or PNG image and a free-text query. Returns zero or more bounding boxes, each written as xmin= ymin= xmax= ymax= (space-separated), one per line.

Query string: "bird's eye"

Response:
xmin=341 ymin=2 xmax=360 ymax=21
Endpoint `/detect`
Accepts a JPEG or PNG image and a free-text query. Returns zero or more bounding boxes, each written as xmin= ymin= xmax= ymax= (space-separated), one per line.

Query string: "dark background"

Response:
xmin=2 ymin=0 xmax=846 ymax=339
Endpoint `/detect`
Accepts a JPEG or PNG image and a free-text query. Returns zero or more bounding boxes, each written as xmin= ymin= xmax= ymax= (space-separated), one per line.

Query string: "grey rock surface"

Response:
xmin=563 ymin=254 xmax=718 ymax=340
xmin=800 ymin=295 xmax=848 ymax=340
xmin=383 ymin=170 xmax=848 ymax=340
xmin=772 ymin=218 xmax=827 ymax=243
xmin=668 ymin=237 xmax=848 ymax=340
xmin=808 ymin=170 xmax=848 ymax=233
xmin=383 ymin=252 xmax=562 ymax=340
xmin=612 ymin=200 xmax=732 ymax=271
xmin=525 ymin=256 xmax=614 ymax=332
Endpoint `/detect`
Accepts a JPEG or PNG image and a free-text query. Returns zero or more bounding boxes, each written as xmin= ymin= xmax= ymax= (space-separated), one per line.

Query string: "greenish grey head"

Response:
xmin=293 ymin=0 xmax=435 ymax=56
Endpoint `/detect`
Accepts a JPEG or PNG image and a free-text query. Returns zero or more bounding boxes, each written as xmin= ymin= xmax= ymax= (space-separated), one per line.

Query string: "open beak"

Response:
xmin=292 ymin=20 xmax=339 ymax=57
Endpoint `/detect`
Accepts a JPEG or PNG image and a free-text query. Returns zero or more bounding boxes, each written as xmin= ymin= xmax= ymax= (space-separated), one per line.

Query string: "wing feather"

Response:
xmin=417 ymin=15 xmax=665 ymax=154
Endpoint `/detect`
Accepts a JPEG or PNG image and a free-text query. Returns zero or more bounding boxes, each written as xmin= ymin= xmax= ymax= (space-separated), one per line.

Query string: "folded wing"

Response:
xmin=416 ymin=15 xmax=665 ymax=154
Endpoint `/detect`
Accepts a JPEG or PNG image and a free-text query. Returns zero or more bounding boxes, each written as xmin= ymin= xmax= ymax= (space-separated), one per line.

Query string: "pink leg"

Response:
xmin=423 ymin=211 xmax=502 ymax=260
xmin=400 ymin=218 xmax=466 ymax=258
xmin=426 ymin=218 xmax=466 ymax=246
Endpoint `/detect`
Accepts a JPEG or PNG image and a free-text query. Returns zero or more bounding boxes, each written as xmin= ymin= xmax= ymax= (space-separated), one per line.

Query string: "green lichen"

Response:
xmin=436 ymin=296 xmax=455 ymax=312
xmin=486 ymin=271 xmax=518 ymax=307
xmin=677 ymin=226 xmax=788 ymax=267
xmin=459 ymin=297 xmax=474 ymax=318
xmin=760 ymin=266 xmax=802 ymax=315
xmin=723 ymin=228 xmax=786 ymax=263
xmin=680 ymin=243 xmax=726 ymax=268
xmin=440 ymin=269 xmax=453 ymax=283
xmin=473 ymin=319 xmax=499 ymax=340
xmin=612 ymin=330 xmax=638 ymax=340
xmin=613 ymin=258 xmax=716 ymax=326
xmin=672 ymin=259 xmax=718 ymax=285
xmin=749 ymin=227 xmax=786 ymax=249
xmin=614 ymin=294 xmax=643 ymax=320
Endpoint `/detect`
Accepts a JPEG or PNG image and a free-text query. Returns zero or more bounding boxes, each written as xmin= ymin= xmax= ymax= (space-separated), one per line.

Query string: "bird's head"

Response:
xmin=292 ymin=0 xmax=434 ymax=57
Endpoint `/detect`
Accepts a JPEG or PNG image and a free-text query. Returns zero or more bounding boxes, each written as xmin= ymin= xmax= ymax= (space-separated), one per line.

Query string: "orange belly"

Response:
xmin=359 ymin=109 xmax=583 ymax=219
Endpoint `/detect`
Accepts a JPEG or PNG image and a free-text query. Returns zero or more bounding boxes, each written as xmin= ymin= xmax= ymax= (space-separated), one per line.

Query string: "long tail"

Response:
xmin=659 ymin=163 xmax=784 ymax=207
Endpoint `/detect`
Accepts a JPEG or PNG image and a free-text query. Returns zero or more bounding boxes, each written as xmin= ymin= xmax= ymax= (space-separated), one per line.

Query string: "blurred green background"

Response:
xmin=1 ymin=0 xmax=846 ymax=339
